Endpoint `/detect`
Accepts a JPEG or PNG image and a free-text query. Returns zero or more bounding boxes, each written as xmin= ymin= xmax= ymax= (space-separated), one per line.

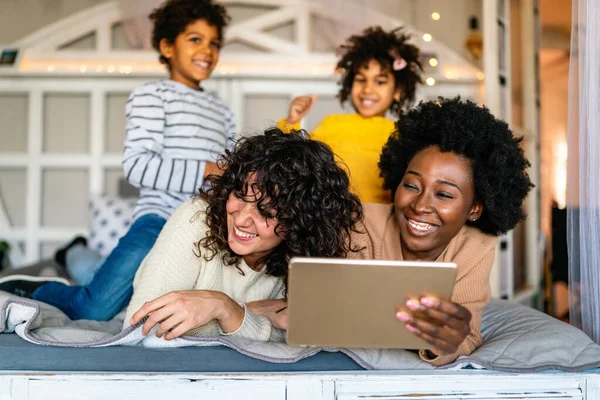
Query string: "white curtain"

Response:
xmin=567 ymin=0 xmax=600 ymax=342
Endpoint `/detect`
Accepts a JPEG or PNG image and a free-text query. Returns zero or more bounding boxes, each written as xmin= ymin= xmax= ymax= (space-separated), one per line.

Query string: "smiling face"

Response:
xmin=394 ymin=146 xmax=483 ymax=261
xmin=225 ymin=177 xmax=284 ymax=270
xmin=160 ymin=18 xmax=221 ymax=88
xmin=350 ymin=59 xmax=402 ymax=118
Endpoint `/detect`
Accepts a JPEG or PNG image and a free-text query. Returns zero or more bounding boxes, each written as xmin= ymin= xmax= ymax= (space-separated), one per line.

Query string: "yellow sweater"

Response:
xmin=278 ymin=114 xmax=395 ymax=203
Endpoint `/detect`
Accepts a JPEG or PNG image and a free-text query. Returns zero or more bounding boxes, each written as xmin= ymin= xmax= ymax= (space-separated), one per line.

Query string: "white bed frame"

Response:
xmin=1 ymin=370 xmax=599 ymax=399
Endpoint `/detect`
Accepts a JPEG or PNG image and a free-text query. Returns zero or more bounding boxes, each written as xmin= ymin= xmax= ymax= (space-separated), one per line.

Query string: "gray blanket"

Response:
xmin=2 ymin=291 xmax=600 ymax=372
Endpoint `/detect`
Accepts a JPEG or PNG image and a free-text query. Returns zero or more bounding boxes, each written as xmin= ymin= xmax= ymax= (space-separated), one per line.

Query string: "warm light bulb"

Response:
xmin=107 ymin=65 xmax=115 ymax=73
xmin=426 ymin=77 xmax=436 ymax=86
xmin=80 ymin=65 xmax=87 ymax=73
xmin=423 ymin=33 xmax=432 ymax=42
xmin=431 ymin=12 xmax=441 ymax=20
xmin=429 ymin=58 xmax=438 ymax=67
xmin=476 ymin=72 xmax=485 ymax=81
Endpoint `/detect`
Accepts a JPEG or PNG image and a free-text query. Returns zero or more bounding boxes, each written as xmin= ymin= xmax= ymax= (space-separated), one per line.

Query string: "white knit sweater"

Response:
xmin=124 ymin=198 xmax=285 ymax=341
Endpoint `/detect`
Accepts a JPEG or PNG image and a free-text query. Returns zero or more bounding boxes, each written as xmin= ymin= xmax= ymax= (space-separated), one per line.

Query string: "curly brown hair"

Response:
xmin=196 ymin=128 xmax=364 ymax=287
xmin=336 ymin=26 xmax=424 ymax=116
xmin=149 ymin=0 xmax=230 ymax=67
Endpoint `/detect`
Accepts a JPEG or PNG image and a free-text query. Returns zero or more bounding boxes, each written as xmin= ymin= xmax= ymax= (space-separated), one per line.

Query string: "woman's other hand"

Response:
xmin=396 ymin=296 xmax=471 ymax=357
xmin=246 ymin=298 xmax=288 ymax=330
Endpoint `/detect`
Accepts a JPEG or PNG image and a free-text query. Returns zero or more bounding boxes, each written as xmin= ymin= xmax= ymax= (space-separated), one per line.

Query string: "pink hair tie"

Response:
xmin=389 ymin=49 xmax=407 ymax=71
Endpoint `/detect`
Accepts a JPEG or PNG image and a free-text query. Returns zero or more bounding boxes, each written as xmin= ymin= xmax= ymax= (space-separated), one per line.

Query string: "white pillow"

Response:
xmin=88 ymin=194 xmax=137 ymax=257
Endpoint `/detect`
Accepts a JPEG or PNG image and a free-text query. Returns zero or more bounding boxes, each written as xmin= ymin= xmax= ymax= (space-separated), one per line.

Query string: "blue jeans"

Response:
xmin=33 ymin=214 xmax=166 ymax=321
xmin=66 ymin=244 xmax=105 ymax=286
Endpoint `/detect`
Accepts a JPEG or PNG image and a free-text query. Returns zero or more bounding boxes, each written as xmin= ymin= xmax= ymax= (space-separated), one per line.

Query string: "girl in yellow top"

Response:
xmin=279 ymin=26 xmax=423 ymax=203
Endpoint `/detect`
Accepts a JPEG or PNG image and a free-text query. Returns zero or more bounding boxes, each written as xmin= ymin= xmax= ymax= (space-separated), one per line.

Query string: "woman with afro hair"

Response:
xmin=258 ymin=97 xmax=533 ymax=366
xmin=278 ymin=26 xmax=424 ymax=204
xmin=124 ymin=128 xmax=363 ymax=342
xmin=360 ymin=96 xmax=533 ymax=365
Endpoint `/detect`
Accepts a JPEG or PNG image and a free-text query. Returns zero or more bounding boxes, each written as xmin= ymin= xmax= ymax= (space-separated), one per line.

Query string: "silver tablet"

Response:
xmin=286 ymin=257 xmax=457 ymax=349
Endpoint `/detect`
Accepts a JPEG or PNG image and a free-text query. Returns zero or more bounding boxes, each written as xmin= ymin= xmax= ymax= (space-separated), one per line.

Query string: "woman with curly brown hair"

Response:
xmin=124 ymin=128 xmax=363 ymax=342
xmin=279 ymin=26 xmax=424 ymax=204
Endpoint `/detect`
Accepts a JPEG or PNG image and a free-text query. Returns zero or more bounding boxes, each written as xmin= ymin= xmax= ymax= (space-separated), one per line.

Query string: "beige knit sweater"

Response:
xmin=349 ymin=203 xmax=498 ymax=366
xmin=124 ymin=198 xmax=285 ymax=341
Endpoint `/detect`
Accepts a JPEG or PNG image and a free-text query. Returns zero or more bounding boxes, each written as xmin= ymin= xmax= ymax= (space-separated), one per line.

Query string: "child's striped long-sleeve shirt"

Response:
xmin=123 ymin=80 xmax=236 ymax=221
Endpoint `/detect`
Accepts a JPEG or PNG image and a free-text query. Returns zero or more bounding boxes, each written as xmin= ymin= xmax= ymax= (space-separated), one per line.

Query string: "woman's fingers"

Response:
xmin=397 ymin=310 xmax=461 ymax=355
xmin=404 ymin=323 xmax=457 ymax=355
xmin=409 ymin=315 xmax=464 ymax=348
xmin=141 ymin=301 xmax=179 ymax=336
xmin=247 ymin=299 xmax=287 ymax=316
xmin=130 ymin=299 xmax=162 ymax=326
xmin=406 ymin=299 xmax=470 ymax=334
xmin=422 ymin=297 xmax=471 ymax=324
xmin=163 ymin=320 xmax=194 ymax=341
xmin=155 ymin=314 xmax=183 ymax=338
xmin=397 ymin=297 xmax=472 ymax=355
xmin=130 ymin=293 xmax=176 ymax=326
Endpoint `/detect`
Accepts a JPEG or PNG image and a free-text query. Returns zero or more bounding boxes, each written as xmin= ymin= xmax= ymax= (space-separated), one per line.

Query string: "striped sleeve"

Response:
xmin=225 ymin=109 xmax=237 ymax=152
xmin=122 ymin=85 xmax=209 ymax=194
xmin=190 ymin=104 xmax=235 ymax=192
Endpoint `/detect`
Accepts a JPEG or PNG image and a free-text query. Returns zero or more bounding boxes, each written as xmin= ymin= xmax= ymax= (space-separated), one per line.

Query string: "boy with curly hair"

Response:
xmin=0 ymin=0 xmax=236 ymax=321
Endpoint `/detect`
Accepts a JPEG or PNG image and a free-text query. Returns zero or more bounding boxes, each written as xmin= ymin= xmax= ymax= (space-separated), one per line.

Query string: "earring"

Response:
xmin=470 ymin=218 xmax=477 ymax=222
